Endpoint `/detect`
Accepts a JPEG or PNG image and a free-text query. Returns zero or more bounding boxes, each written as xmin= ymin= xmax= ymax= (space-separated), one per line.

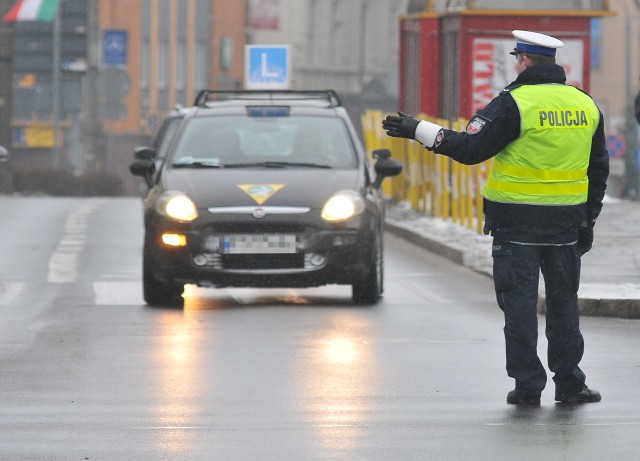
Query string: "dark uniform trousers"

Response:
xmin=492 ymin=241 xmax=587 ymax=396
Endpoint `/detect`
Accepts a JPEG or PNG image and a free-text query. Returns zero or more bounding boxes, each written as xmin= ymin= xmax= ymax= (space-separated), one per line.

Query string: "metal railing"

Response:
xmin=362 ymin=109 xmax=493 ymax=235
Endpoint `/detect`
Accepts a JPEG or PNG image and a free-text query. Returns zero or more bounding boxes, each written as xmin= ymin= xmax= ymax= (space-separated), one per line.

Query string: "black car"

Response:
xmin=130 ymin=90 xmax=402 ymax=307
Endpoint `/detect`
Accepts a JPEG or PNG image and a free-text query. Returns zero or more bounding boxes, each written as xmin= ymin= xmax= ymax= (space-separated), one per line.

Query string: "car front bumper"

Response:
xmin=145 ymin=214 xmax=378 ymax=288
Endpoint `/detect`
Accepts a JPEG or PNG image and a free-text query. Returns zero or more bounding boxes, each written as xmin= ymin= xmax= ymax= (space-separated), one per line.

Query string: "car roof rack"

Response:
xmin=193 ymin=89 xmax=342 ymax=108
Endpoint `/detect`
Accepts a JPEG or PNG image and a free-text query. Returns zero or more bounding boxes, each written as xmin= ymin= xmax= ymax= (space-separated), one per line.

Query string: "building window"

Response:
xmin=330 ymin=0 xmax=339 ymax=66
xmin=195 ymin=41 xmax=207 ymax=89
xmin=590 ymin=18 xmax=601 ymax=70
xmin=175 ymin=40 xmax=187 ymax=89
xmin=307 ymin=0 xmax=318 ymax=65
xmin=158 ymin=40 xmax=169 ymax=88
xmin=140 ymin=39 xmax=150 ymax=88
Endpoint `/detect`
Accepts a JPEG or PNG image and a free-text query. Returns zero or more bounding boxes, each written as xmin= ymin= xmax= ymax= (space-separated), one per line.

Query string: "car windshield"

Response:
xmin=169 ymin=115 xmax=357 ymax=168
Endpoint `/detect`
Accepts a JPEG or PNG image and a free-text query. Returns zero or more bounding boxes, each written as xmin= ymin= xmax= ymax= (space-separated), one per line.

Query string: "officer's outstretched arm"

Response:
xmin=382 ymin=112 xmax=443 ymax=149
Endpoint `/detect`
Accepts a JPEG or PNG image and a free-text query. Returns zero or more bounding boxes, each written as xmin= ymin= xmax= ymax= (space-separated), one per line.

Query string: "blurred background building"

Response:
xmin=0 ymin=0 xmax=639 ymax=197
xmin=0 ymin=0 xmax=250 ymax=194
xmin=247 ymin=0 xmax=411 ymax=130
xmin=592 ymin=0 xmax=640 ymax=197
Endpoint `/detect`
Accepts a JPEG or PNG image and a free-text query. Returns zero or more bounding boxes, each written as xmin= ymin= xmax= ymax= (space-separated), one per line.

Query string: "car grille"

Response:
xmin=191 ymin=252 xmax=317 ymax=271
xmin=222 ymin=253 xmax=305 ymax=269
xmin=207 ymin=224 xmax=307 ymax=234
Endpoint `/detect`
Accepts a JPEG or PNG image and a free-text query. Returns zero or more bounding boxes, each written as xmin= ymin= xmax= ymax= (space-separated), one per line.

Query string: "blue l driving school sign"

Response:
xmin=245 ymin=45 xmax=290 ymax=90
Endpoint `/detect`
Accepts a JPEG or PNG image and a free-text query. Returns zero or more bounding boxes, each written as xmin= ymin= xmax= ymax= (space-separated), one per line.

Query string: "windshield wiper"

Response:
xmin=172 ymin=161 xmax=222 ymax=168
xmin=223 ymin=161 xmax=331 ymax=169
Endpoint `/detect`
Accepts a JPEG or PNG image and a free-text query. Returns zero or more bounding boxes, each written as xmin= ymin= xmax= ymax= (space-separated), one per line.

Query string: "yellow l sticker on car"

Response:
xmin=237 ymin=184 xmax=285 ymax=205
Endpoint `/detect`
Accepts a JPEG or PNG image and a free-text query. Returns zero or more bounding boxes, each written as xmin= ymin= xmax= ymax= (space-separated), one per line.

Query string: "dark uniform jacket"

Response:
xmin=431 ymin=64 xmax=609 ymax=245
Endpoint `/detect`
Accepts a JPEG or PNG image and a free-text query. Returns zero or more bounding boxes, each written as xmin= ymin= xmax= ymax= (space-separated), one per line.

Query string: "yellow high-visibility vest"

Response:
xmin=482 ymin=84 xmax=600 ymax=205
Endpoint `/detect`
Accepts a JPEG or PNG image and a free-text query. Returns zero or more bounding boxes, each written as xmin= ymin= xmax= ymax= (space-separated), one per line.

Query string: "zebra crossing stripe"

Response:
xmin=0 ymin=282 xmax=24 ymax=306
xmin=93 ymin=282 xmax=145 ymax=305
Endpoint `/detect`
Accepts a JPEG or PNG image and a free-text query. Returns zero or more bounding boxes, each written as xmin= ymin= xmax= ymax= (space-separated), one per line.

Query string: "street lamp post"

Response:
xmin=621 ymin=0 xmax=640 ymax=198
xmin=83 ymin=0 xmax=100 ymax=173
xmin=359 ymin=0 xmax=367 ymax=92
xmin=51 ymin=3 xmax=61 ymax=169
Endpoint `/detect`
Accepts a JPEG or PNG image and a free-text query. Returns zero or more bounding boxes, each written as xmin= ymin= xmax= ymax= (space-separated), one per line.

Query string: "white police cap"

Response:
xmin=510 ymin=30 xmax=564 ymax=57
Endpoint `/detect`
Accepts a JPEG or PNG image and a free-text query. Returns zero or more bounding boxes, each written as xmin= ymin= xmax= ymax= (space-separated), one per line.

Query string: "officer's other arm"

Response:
xmin=576 ymin=113 xmax=609 ymax=256
xmin=586 ymin=113 xmax=609 ymax=223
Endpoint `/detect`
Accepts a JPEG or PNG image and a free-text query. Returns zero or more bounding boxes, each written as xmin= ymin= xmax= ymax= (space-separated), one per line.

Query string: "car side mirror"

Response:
xmin=372 ymin=148 xmax=391 ymax=160
xmin=373 ymin=155 xmax=402 ymax=190
xmin=129 ymin=159 xmax=156 ymax=176
xmin=134 ymin=146 xmax=157 ymax=161
xmin=0 ymin=145 xmax=8 ymax=162
xmin=129 ymin=159 xmax=156 ymax=189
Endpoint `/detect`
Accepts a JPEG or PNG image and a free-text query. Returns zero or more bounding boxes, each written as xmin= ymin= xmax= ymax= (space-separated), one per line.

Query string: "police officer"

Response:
xmin=383 ymin=30 xmax=609 ymax=405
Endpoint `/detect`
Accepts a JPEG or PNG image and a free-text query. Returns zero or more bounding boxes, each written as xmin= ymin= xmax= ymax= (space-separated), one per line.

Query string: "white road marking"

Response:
xmin=47 ymin=253 xmax=78 ymax=284
xmin=0 ymin=282 xmax=24 ymax=306
xmin=386 ymin=272 xmax=444 ymax=278
xmin=47 ymin=200 xmax=104 ymax=284
xmin=94 ymin=282 xmax=144 ymax=305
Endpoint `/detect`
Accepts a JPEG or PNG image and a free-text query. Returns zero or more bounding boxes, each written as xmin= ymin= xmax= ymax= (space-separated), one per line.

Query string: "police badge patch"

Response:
xmin=466 ymin=116 xmax=487 ymax=135
xmin=434 ymin=129 xmax=445 ymax=148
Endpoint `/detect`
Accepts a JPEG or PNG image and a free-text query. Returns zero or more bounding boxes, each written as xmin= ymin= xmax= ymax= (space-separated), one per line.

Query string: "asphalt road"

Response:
xmin=0 ymin=196 xmax=639 ymax=460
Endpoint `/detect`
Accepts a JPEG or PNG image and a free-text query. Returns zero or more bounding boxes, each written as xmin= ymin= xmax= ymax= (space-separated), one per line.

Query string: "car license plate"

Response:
xmin=221 ymin=234 xmax=297 ymax=254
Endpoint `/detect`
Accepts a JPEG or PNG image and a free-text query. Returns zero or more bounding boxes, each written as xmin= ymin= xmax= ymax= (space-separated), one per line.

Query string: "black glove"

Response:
xmin=577 ymin=224 xmax=594 ymax=256
xmin=382 ymin=112 xmax=419 ymax=139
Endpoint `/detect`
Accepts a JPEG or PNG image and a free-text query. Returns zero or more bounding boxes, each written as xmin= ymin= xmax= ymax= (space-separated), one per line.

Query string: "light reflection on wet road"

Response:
xmin=0 ymin=197 xmax=638 ymax=460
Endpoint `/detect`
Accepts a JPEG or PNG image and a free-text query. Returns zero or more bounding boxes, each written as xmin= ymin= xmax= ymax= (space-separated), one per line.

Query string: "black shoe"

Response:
xmin=555 ymin=385 xmax=601 ymax=403
xmin=507 ymin=389 xmax=541 ymax=406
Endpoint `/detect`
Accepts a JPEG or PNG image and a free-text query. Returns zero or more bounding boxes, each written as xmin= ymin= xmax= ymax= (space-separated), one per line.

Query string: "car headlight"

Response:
xmin=321 ymin=191 xmax=365 ymax=222
xmin=158 ymin=192 xmax=198 ymax=222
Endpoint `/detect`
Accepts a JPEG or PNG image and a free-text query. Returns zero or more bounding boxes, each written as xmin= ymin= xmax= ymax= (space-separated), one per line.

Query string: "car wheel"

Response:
xmin=143 ymin=251 xmax=184 ymax=307
xmin=352 ymin=235 xmax=383 ymax=305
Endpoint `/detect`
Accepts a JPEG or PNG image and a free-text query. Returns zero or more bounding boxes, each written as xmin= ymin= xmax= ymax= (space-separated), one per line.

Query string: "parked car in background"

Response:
xmin=133 ymin=105 xmax=190 ymax=196
xmin=0 ymin=145 xmax=13 ymax=194
xmin=130 ymin=90 xmax=402 ymax=307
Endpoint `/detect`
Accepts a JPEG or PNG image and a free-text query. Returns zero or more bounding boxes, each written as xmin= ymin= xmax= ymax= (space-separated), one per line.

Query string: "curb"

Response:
xmin=385 ymin=220 xmax=640 ymax=319
xmin=385 ymin=221 xmax=468 ymax=266
xmin=537 ymin=297 xmax=640 ymax=320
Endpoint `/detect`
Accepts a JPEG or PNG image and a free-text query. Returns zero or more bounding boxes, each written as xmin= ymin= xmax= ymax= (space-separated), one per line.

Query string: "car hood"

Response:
xmin=161 ymin=168 xmax=363 ymax=209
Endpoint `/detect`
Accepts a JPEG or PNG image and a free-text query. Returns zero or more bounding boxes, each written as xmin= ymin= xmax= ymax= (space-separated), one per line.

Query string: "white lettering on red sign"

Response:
xmin=472 ymin=41 xmax=496 ymax=113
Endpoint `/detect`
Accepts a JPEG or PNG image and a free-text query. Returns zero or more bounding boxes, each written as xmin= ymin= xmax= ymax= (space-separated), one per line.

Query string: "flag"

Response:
xmin=3 ymin=0 xmax=61 ymax=23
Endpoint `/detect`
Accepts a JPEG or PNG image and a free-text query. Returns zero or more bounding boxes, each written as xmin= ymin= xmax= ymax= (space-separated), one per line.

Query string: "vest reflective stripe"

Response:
xmin=492 ymin=159 xmax=587 ymax=181
xmin=486 ymin=177 xmax=589 ymax=195
xmin=482 ymin=84 xmax=599 ymax=206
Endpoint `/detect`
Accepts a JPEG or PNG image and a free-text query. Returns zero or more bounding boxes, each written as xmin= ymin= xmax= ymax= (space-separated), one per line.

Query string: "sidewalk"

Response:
xmin=384 ymin=195 xmax=640 ymax=319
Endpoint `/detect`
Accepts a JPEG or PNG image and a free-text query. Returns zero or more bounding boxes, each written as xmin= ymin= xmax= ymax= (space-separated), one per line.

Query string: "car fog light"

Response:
xmin=162 ymin=233 xmax=187 ymax=247
xmin=193 ymin=254 xmax=207 ymax=266
xmin=309 ymin=253 xmax=326 ymax=267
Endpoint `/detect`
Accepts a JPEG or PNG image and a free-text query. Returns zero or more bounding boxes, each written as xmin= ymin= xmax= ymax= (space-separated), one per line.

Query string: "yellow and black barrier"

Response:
xmin=362 ymin=110 xmax=492 ymax=235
